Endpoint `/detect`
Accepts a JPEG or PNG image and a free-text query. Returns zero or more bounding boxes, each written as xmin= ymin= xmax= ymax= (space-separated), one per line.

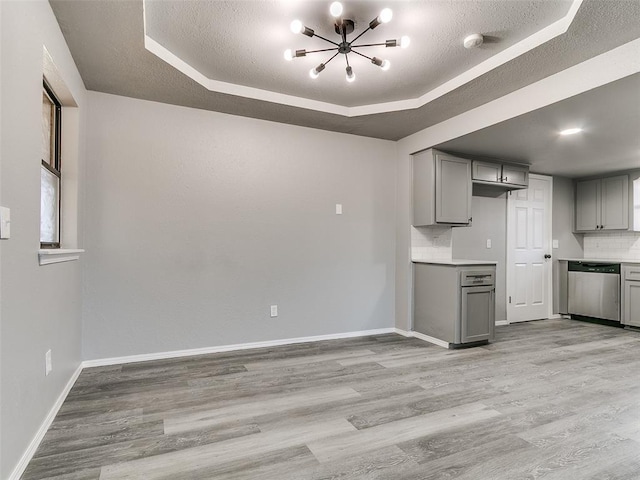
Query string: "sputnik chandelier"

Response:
xmin=284 ymin=1 xmax=410 ymax=82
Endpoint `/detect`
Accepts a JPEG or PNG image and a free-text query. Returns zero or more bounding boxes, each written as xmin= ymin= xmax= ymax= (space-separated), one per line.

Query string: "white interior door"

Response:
xmin=507 ymin=174 xmax=553 ymax=323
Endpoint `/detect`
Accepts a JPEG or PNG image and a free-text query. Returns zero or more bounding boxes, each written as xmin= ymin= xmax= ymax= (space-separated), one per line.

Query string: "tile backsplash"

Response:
xmin=583 ymin=232 xmax=640 ymax=260
xmin=411 ymin=226 xmax=453 ymax=261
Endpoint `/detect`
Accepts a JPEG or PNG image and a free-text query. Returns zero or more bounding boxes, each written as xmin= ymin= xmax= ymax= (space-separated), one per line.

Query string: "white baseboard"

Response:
xmin=393 ymin=327 xmax=413 ymax=338
xmin=8 ymin=364 xmax=83 ymax=480
xmin=81 ymin=328 xmax=398 ymax=368
xmin=394 ymin=328 xmax=449 ymax=349
xmin=495 ymin=320 xmax=509 ymax=326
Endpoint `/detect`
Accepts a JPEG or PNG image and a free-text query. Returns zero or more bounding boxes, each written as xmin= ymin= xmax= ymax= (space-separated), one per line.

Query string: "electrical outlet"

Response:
xmin=45 ymin=349 xmax=52 ymax=376
xmin=270 ymin=305 xmax=278 ymax=317
xmin=335 ymin=204 xmax=343 ymax=215
xmin=486 ymin=239 xmax=492 ymax=249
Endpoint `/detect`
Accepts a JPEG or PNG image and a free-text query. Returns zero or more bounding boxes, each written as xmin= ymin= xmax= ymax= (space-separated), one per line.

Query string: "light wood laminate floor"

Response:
xmin=21 ymin=319 xmax=640 ymax=479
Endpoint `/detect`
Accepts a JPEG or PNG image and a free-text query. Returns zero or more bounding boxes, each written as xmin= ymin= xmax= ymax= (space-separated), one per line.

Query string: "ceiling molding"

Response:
xmin=398 ymin=37 xmax=640 ymax=156
xmin=142 ymin=0 xmax=584 ymax=117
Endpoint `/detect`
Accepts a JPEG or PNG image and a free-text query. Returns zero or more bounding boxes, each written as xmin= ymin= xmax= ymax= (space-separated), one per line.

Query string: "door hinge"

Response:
xmin=509 ymin=296 xmax=512 ymax=304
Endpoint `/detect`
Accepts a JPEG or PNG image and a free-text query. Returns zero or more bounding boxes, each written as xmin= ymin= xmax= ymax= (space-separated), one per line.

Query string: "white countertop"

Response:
xmin=558 ymin=258 xmax=640 ymax=264
xmin=412 ymin=259 xmax=498 ymax=266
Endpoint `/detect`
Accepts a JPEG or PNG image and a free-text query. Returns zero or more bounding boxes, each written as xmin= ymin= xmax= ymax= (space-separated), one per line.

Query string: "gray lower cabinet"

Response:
xmin=413 ymin=149 xmax=472 ymax=226
xmin=461 ymin=285 xmax=495 ymax=343
xmin=413 ymin=263 xmax=496 ymax=347
xmin=622 ymin=264 xmax=640 ymax=327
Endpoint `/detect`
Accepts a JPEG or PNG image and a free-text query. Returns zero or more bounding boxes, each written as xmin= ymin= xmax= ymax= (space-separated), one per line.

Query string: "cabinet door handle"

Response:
xmin=504 ymin=176 xmax=508 ymax=182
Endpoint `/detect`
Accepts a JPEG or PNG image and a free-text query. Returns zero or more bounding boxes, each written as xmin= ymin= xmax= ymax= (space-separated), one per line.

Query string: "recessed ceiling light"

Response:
xmin=559 ymin=128 xmax=583 ymax=136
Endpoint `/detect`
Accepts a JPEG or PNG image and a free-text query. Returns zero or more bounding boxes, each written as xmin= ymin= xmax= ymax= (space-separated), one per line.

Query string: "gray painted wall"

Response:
xmin=82 ymin=92 xmax=397 ymax=360
xmin=551 ymin=176 xmax=583 ymax=313
xmin=0 ymin=1 xmax=85 ymax=478
xmin=452 ymin=188 xmax=508 ymax=322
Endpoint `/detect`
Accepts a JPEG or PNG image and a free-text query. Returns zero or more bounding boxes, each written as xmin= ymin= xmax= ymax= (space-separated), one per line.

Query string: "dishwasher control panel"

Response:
xmin=568 ymin=262 xmax=620 ymax=274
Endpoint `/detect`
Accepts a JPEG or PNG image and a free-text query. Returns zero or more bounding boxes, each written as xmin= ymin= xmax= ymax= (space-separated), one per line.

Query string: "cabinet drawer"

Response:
xmin=461 ymin=270 xmax=495 ymax=286
xmin=623 ymin=265 xmax=640 ymax=281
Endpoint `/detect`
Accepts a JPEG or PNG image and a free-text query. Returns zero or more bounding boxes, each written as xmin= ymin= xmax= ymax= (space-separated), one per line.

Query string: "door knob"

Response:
xmin=544 ymin=254 xmax=552 ymax=259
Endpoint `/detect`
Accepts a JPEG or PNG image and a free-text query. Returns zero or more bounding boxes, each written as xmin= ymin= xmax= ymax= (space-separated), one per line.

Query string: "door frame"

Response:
xmin=506 ymin=173 xmax=554 ymax=323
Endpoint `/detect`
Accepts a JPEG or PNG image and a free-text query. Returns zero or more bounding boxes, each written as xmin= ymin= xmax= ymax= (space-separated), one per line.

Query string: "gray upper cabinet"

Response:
xmin=472 ymin=160 xmax=528 ymax=188
xmin=501 ymin=164 xmax=529 ymax=186
xmin=413 ymin=149 xmax=472 ymax=226
xmin=575 ymin=179 xmax=600 ymax=231
xmin=472 ymin=161 xmax=501 ymax=183
xmin=575 ymin=175 xmax=628 ymax=232
xmin=601 ymin=175 xmax=629 ymax=230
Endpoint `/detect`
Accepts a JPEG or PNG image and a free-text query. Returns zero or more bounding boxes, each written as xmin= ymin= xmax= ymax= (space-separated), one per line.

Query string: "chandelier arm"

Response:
xmin=344 ymin=53 xmax=351 ymax=67
xmin=351 ymin=49 xmax=373 ymax=61
xmin=313 ymin=33 xmax=341 ymax=46
xmin=351 ymin=42 xmax=387 ymax=48
xmin=323 ymin=51 xmax=341 ymax=65
xmin=349 ymin=26 xmax=372 ymax=45
xmin=304 ymin=47 xmax=340 ymax=55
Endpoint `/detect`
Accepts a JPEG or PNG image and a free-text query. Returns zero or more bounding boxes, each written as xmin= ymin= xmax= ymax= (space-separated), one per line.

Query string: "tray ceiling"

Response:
xmin=50 ymin=0 xmax=640 ymax=140
xmin=144 ymin=0 xmax=573 ymax=108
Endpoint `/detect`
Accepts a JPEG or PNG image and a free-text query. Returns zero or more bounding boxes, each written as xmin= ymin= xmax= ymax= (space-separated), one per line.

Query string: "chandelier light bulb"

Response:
xmin=381 ymin=59 xmax=391 ymax=71
xmin=284 ymin=49 xmax=293 ymax=61
xmin=290 ymin=19 xmax=304 ymax=34
xmin=310 ymin=63 xmax=326 ymax=79
xmin=400 ymin=35 xmax=411 ymax=48
xmin=379 ymin=8 xmax=393 ymax=23
xmin=346 ymin=66 xmax=355 ymax=82
xmin=330 ymin=1 xmax=343 ymax=17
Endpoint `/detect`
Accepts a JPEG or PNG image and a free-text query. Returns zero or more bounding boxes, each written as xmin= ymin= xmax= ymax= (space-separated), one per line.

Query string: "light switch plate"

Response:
xmin=486 ymin=239 xmax=492 ymax=249
xmin=335 ymin=204 xmax=343 ymax=215
xmin=552 ymin=239 xmax=559 ymax=249
xmin=45 ymin=349 xmax=52 ymax=376
xmin=270 ymin=305 xmax=278 ymax=317
xmin=0 ymin=206 xmax=10 ymax=239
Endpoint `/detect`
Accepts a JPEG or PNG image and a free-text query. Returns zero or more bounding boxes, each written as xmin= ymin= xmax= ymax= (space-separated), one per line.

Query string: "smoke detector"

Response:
xmin=463 ymin=34 xmax=484 ymax=49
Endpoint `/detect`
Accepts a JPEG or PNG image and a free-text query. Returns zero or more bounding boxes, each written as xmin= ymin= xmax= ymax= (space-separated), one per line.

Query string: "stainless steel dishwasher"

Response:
xmin=567 ymin=262 xmax=621 ymax=322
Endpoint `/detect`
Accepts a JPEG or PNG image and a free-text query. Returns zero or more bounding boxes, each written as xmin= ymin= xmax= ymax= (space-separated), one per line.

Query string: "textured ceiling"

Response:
xmin=50 ymin=0 xmax=640 ymax=142
xmin=436 ymin=73 xmax=640 ymax=178
xmin=144 ymin=0 xmax=572 ymax=107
